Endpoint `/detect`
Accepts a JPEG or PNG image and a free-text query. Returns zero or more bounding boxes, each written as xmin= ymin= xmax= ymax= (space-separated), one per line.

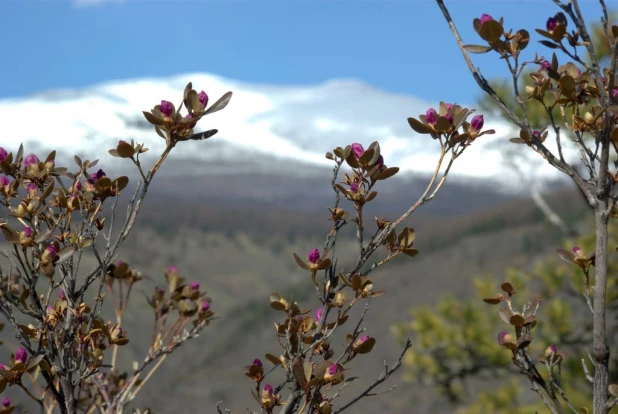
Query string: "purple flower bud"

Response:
xmin=168 ymin=265 xmax=178 ymax=273
xmin=350 ymin=182 xmax=359 ymax=193
xmin=23 ymin=227 xmax=33 ymax=237
xmin=548 ymin=344 xmax=558 ymax=353
xmin=0 ymin=175 xmax=9 ymax=187
xmin=58 ymin=290 xmax=65 ymax=299
xmin=307 ymin=248 xmax=320 ymax=264
xmin=315 ymin=308 xmax=323 ymax=323
xmin=445 ymin=103 xmax=453 ymax=113
xmin=46 ymin=245 xmax=57 ymax=259
xmin=185 ymin=113 xmax=197 ymax=128
xmin=351 ymin=143 xmax=364 ymax=159
xmin=470 ymin=114 xmax=484 ymax=132
xmin=160 ymin=100 xmax=173 ymax=117
xmin=546 ymin=17 xmax=557 ymax=31
xmin=95 ymin=169 xmax=106 ymax=180
xmin=201 ymin=301 xmax=210 ymax=312
xmin=358 ymin=335 xmax=370 ymax=344
xmin=328 ymin=364 xmax=338 ymax=375
xmin=0 ymin=148 xmax=7 ymax=163
xmin=425 ymin=108 xmax=437 ymax=125
xmin=0 ymin=363 xmax=5 ymax=370
xmin=540 ymin=60 xmax=551 ymax=70
xmin=15 ymin=347 xmax=27 ymax=364
xmin=24 ymin=153 xmax=40 ymax=168
xmin=253 ymin=358 xmax=263 ymax=367
xmin=612 ymin=89 xmax=618 ymax=100
xmin=480 ymin=14 xmax=493 ymax=25
xmin=263 ymin=384 xmax=273 ymax=395
xmin=75 ymin=181 xmax=82 ymax=191
xmin=444 ymin=112 xmax=453 ymax=124
xmin=573 ymin=246 xmax=581 ymax=254
xmin=191 ymin=281 xmax=200 ymax=290
xmin=198 ymin=90 xmax=209 ymax=107
xmin=1 ymin=397 xmax=9 ymax=408
xmin=27 ymin=183 xmax=37 ymax=193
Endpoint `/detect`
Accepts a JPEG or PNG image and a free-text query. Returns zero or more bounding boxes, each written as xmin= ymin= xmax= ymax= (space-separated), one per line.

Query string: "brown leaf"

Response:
xmin=204 ymin=91 xmax=233 ymax=115
xmin=293 ymin=253 xmax=311 ymax=271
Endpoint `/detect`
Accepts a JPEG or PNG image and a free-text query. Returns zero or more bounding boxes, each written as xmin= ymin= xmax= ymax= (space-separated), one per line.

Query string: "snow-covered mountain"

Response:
xmin=0 ymin=73 xmax=576 ymax=192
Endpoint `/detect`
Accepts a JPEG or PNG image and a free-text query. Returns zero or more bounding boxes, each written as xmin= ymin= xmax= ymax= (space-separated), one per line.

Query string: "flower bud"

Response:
xmin=546 ymin=17 xmax=557 ymax=31
xmin=470 ymin=114 xmax=484 ymax=132
xmin=0 ymin=175 xmax=9 ymax=188
xmin=350 ymin=182 xmax=359 ymax=193
xmin=612 ymin=89 xmax=618 ymax=100
xmin=198 ymin=90 xmax=209 ymax=107
xmin=444 ymin=112 xmax=453 ymax=124
xmin=315 ymin=307 xmax=323 ymax=323
xmin=307 ymin=248 xmax=320 ymax=264
xmin=15 ymin=346 xmax=27 ymax=364
xmin=253 ymin=358 xmax=263 ymax=368
xmin=540 ymin=60 xmax=551 ymax=70
xmin=497 ymin=331 xmax=515 ymax=349
xmin=545 ymin=344 xmax=558 ymax=358
xmin=0 ymin=148 xmax=7 ymax=163
xmin=425 ymin=108 xmax=437 ymax=125
xmin=43 ymin=245 xmax=57 ymax=263
xmin=351 ymin=143 xmax=364 ymax=159
xmin=160 ymin=100 xmax=173 ymax=117
xmin=479 ymin=14 xmax=493 ymax=25
xmin=190 ymin=281 xmax=200 ymax=290
xmin=1 ymin=397 xmax=10 ymax=408
xmin=168 ymin=265 xmax=178 ymax=273
xmin=324 ymin=363 xmax=340 ymax=383
xmin=23 ymin=226 xmax=33 ymax=238
xmin=27 ymin=182 xmax=38 ymax=196
xmin=24 ymin=153 xmax=40 ymax=168
xmin=375 ymin=155 xmax=385 ymax=171
xmin=185 ymin=113 xmax=197 ymax=129
xmin=201 ymin=301 xmax=210 ymax=312
xmin=58 ymin=290 xmax=65 ymax=299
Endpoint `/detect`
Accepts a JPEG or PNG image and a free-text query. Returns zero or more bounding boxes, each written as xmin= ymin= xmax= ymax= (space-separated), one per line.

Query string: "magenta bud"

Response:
xmin=573 ymin=246 xmax=581 ymax=254
xmin=0 ymin=175 xmax=9 ymax=187
xmin=160 ymin=100 xmax=173 ymax=117
xmin=358 ymin=335 xmax=370 ymax=344
xmin=445 ymin=103 xmax=453 ymax=112
xmin=540 ymin=60 xmax=551 ymax=70
xmin=315 ymin=308 xmax=323 ymax=323
xmin=533 ymin=130 xmax=541 ymax=137
xmin=1 ymin=397 xmax=9 ymax=408
xmin=58 ymin=290 xmax=65 ymax=299
xmin=350 ymin=182 xmax=359 ymax=193
xmin=470 ymin=114 xmax=484 ymax=132
xmin=201 ymin=301 xmax=210 ymax=312
xmin=307 ymin=248 xmax=320 ymax=264
xmin=23 ymin=227 xmax=33 ymax=237
xmin=480 ymin=14 xmax=493 ymax=25
xmin=351 ymin=143 xmax=364 ymax=159
xmin=444 ymin=112 xmax=453 ymax=124
xmin=612 ymin=89 xmax=618 ymax=100
xmin=198 ymin=90 xmax=209 ymax=107
xmin=0 ymin=147 xmax=7 ymax=163
xmin=168 ymin=265 xmax=178 ymax=273
xmin=546 ymin=17 xmax=557 ymax=31
xmin=253 ymin=358 xmax=263 ymax=367
xmin=328 ymin=363 xmax=338 ymax=375
xmin=46 ymin=245 xmax=57 ymax=259
xmin=191 ymin=281 xmax=200 ymax=290
xmin=425 ymin=108 xmax=437 ymax=125
xmin=24 ymin=153 xmax=40 ymax=168
xmin=263 ymin=383 xmax=273 ymax=395
xmin=15 ymin=347 xmax=27 ymax=364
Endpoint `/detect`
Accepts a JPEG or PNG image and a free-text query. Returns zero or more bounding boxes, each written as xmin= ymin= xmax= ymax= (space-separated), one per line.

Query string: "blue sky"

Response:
xmin=0 ymin=0 xmax=610 ymax=104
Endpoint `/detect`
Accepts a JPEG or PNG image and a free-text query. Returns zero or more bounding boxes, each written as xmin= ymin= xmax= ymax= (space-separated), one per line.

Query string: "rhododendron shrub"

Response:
xmin=0 ymin=83 xmax=229 ymax=413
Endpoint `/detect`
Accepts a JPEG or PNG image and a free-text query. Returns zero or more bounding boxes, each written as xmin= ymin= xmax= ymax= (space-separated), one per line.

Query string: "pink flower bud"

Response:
xmin=15 ymin=347 xmax=27 ymax=364
xmin=24 ymin=153 xmax=40 ymax=168
xmin=351 ymin=143 xmax=364 ymax=159
xmin=168 ymin=265 xmax=178 ymax=273
xmin=545 ymin=344 xmax=558 ymax=358
xmin=0 ymin=148 xmax=7 ymax=163
xmin=315 ymin=308 xmax=323 ymax=323
xmin=307 ymin=248 xmax=320 ymax=264
xmin=263 ymin=383 xmax=273 ymax=395
xmin=58 ymin=290 xmax=65 ymax=299
xmin=470 ymin=114 xmax=484 ymax=132
xmin=23 ymin=227 xmax=33 ymax=237
xmin=425 ymin=108 xmax=437 ymax=125
xmin=201 ymin=301 xmax=210 ymax=312
xmin=185 ymin=113 xmax=197 ymax=128
xmin=540 ymin=60 xmax=551 ymax=70
xmin=160 ymin=100 xmax=173 ymax=117
xmin=0 ymin=175 xmax=9 ymax=187
xmin=198 ymin=90 xmax=209 ymax=107
xmin=572 ymin=246 xmax=581 ymax=254
xmin=191 ymin=281 xmax=200 ymax=290
xmin=445 ymin=103 xmax=453 ymax=113
xmin=480 ymin=14 xmax=493 ymax=25
xmin=1 ymin=397 xmax=10 ymax=408
xmin=253 ymin=358 xmax=263 ymax=367
xmin=46 ymin=245 xmax=57 ymax=260
xmin=612 ymin=89 xmax=618 ymax=100
xmin=328 ymin=364 xmax=338 ymax=375
xmin=350 ymin=182 xmax=359 ymax=193
xmin=546 ymin=17 xmax=557 ymax=31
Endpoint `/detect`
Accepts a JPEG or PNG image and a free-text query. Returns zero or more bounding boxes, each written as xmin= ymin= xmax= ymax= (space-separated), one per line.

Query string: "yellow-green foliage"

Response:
xmin=394 ymin=222 xmax=618 ymax=411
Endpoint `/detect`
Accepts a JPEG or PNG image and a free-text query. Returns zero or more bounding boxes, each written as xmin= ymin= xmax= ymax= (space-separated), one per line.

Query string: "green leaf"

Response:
xmin=463 ymin=44 xmax=492 ymax=54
